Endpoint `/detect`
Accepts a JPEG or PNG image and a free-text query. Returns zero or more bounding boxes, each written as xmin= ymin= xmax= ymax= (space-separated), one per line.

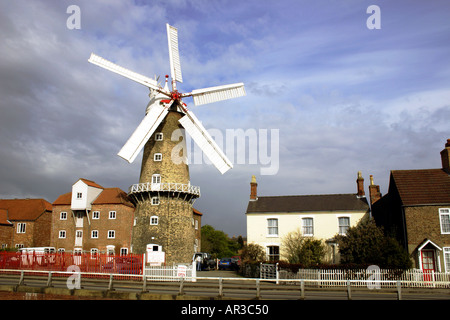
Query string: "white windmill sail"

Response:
xmin=190 ymin=83 xmax=246 ymax=106
xmin=167 ymin=24 xmax=183 ymax=84
xmin=117 ymin=103 xmax=169 ymax=163
xmin=88 ymin=53 xmax=167 ymax=94
xmin=179 ymin=110 xmax=233 ymax=174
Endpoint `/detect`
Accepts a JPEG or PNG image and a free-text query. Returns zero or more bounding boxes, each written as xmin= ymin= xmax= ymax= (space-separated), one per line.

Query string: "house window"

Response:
xmin=120 ymin=247 xmax=128 ymax=255
xmin=152 ymin=174 xmax=161 ymax=184
xmin=109 ymin=211 xmax=116 ymax=219
xmin=77 ymin=192 xmax=82 ymax=199
xmin=155 ymin=132 xmax=163 ymax=141
xmin=154 ymin=153 xmax=162 ymax=161
xmin=150 ymin=216 xmax=159 ymax=225
xmin=444 ymin=247 xmax=450 ymax=273
xmin=107 ymin=230 xmax=115 ymax=239
xmin=91 ymin=230 xmax=99 ymax=239
xmin=267 ymin=246 xmax=280 ymax=261
xmin=267 ymin=218 xmax=278 ymax=237
xmin=338 ymin=217 xmax=350 ymax=235
xmin=439 ymin=209 xmax=450 ymax=234
xmin=302 ymin=218 xmax=314 ymax=236
xmin=59 ymin=230 xmax=66 ymax=239
xmin=17 ymin=223 xmax=26 ymax=234
xmin=90 ymin=248 xmax=99 ymax=258
xmin=92 ymin=211 xmax=100 ymax=219
xmin=151 ymin=197 xmax=160 ymax=205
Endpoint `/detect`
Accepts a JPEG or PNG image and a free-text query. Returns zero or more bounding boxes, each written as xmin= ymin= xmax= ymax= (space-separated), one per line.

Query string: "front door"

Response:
xmin=421 ymin=250 xmax=435 ymax=281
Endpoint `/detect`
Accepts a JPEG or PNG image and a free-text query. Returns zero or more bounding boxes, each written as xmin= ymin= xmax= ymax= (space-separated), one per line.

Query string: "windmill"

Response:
xmin=88 ymin=24 xmax=246 ymax=262
xmin=88 ymin=24 xmax=246 ymax=174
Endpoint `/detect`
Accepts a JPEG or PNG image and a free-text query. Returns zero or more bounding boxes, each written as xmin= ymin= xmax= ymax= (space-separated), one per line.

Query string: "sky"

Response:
xmin=0 ymin=0 xmax=449 ymax=237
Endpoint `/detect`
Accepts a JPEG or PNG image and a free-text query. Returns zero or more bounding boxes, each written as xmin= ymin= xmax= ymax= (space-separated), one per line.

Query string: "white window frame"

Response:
xmin=58 ymin=230 xmax=66 ymax=239
xmin=337 ymin=215 xmax=351 ymax=235
xmin=109 ymin=211 xmax=116 ymax=219
xmin=151 ymin=197 xmax=160 ymax=206
xmin=107 ymin=230 xmax=115 ymax=239
xmin=92 ymin=211 xmax=100 ymax=219
xmin=150 ymin=216 xmax=159 ymax=225
xmin=155 ymin=132 xmax=163 ymax=141
xmin=444 ymin=247 xmax=450 ymax=273
xmin=60 ymin=212 xmax=67 ymax=220
xmin=152 ymin=174 xmax=161 ymax=184
xmin=154 ymin=153 xmax=162 ymax=161
xmin=439 ymin=208 xmax=450 ymax=234
xmin=91 ymin=230 xmax=99 ymax=239
xmin=267 ymin=218 xmax=279 ymax=237
xmin=17 ymin=223 xmax=26 ymax=234
xmin=302 ymin=217 xmax=314 ymax=236
xmin=120 ymin=247 xmax=128 ymax=255
xmin=90 ymin=248 xmax=99 ymax=258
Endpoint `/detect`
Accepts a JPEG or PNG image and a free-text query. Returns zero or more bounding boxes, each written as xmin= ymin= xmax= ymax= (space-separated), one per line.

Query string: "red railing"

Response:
xmin=0 ymin=251 xmax=143 ymax=275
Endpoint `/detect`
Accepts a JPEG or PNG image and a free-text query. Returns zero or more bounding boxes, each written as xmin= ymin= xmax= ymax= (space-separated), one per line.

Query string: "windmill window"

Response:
xmin=107 ymin=230 xmax=115 ymax=239
xmin=60 ymin=212 xmax=67 ymax=220
xmin=92 ymin=211 xmax=100 ymax=219
xmin=151 ymin=197 xmax=160 ymax=205
xmin=59 ymin=230 xmax=66 ymax=239
xmin=154 ymin=153 xmax=162 ymax=161
xmin=17 ymin=223 xmax=26 ymax=234
xmin=150 ymin=216 xmax=159 ymax=225
xmin=109 ymin=211 xmax=116 ymax=219
xmin=91 ymin=230 xmax=99 ymax=239
xmin=152 ymin=174 xmax=161 ymax=184
xmin=155 ymin=133 xmax=163 ymax=141
xmin=77 ymin=192 xmax=82 ymax=199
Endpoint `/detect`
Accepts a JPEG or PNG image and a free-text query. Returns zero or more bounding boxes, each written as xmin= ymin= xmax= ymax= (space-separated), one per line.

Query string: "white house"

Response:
xmin=246 ymin=173 xmax=370 ymax=263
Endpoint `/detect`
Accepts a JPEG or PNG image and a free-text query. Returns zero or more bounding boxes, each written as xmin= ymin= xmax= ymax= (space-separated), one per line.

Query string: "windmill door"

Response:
xmin=421 ymin=250 xmax=435 ymax=281
xmin=75 ymin=230 xmax=83 ymax=247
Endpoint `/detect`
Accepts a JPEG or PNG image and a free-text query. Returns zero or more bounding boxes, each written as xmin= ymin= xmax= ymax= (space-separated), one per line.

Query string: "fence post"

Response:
xmin=276 ymin=263 xmax=279 ymax=285
xmin=108 ymin=274 xmax=114 ymax=291
xmin=46 ymin=271 xmax=52 ymax=287
xmin=346 ymin=280 xmax=352 ymax=300
xmin=300 ymin=280 xmax=305 ymax=300
xmin=142 ymin=273 xmax=147 ymax=292
xmin=18 ymin=270 xmax=24 ymax=286
xmin=218 ymin=278 xmax=223 ymax=298
xmin=179 ymin=277 xmax=184 ymax=296
xmin=396 ymin=281 xmax=402 ymax=300
xmin=256 ymin=279 xmax=260 ymax=299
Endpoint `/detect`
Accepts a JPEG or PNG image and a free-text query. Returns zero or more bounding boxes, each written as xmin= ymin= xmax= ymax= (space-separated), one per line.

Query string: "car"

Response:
xmin=218 ymin=257 xmax=233 ymax=270
xmin=102 ymin=257 xmax=142 ymax=274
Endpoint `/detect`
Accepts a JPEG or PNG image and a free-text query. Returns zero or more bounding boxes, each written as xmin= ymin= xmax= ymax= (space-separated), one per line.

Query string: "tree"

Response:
xmin=201 ymin=225 xmax=239 ymax=258
xmin=336 ymin=218 xmax=412 ymax=269
xmin=282 ymin=229 xmax=326 ymax=266
xmin=240 ymin=243 xmax=265 ymax=262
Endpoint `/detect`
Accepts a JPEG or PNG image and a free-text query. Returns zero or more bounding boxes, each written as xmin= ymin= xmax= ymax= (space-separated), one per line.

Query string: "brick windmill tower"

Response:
xmin=88 ymin=24 xmax=245 ymax=263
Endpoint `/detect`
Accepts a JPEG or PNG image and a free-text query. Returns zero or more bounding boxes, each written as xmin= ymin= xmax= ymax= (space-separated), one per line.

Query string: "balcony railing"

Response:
xmin=128 ymin=182 xmax=200 ymax=197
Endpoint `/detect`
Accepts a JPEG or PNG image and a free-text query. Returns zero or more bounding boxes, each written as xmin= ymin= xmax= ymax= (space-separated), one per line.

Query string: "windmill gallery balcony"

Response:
xmin=127 ymin=182 xmax=201 ymax=204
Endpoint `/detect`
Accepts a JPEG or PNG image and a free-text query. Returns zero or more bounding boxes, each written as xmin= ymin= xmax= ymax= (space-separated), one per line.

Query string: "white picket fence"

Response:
xmin=261 ymin=263 xmax=450 ymax=288
xmin=143 ymin=262 xmax=197 ymax=282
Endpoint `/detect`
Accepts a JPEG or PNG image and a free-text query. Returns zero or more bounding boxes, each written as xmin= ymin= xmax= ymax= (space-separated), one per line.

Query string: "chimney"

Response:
xmin=441 ymin=139 xmax=450 ymax=174
xmin=356 ymin=171 xmax=365 ymax=197
xmin=250 ymin=175 xmax=258 ymax=201
xmin=368 ymin=175 xmax=382 ymax=205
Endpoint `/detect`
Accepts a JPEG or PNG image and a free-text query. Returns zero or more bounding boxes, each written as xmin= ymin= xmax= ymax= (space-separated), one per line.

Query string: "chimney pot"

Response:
xmin=368 ymin=174 xmax=382 ymax=205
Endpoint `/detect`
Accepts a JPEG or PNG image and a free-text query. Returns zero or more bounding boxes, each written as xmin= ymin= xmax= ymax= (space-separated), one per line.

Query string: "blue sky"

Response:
xmin=0 ymin=0 xmax=449 ymax=237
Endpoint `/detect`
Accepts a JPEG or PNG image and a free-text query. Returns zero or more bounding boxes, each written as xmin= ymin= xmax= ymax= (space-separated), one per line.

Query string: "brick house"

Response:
xmin=246 ymin=173 xmax=370 ymax=263
xmin=371 ymin=139 xmax=450 ymax=273
xmin=0 ymin=198 xmax=52 ymax=249
xmin=51 ymin=178 xmax=204 ymax=259
xmin=51 ymin=178 xmax=135 ymax=255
